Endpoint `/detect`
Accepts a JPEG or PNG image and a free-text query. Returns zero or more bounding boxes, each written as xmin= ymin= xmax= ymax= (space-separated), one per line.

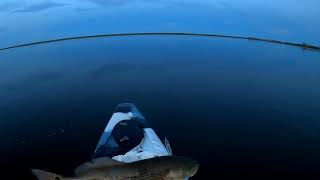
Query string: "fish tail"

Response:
xmin=31 ymin=169 xmax=64 ymax=180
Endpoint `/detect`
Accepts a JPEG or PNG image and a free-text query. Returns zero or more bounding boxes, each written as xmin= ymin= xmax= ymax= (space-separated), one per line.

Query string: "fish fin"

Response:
xmin=75 ymin=157 xmax=124 ymax=175
xmin=31 ymin=169 xmax=64 ymax=180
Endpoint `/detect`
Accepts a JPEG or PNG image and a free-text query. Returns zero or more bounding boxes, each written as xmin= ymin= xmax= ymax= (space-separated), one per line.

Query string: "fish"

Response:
xmin=32 ymin=155 xmax=199 ymax=180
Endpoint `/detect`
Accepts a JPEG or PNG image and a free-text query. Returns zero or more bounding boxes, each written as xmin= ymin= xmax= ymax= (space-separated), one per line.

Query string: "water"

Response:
xmin=1 ymin=35 xmax=320 ymax=179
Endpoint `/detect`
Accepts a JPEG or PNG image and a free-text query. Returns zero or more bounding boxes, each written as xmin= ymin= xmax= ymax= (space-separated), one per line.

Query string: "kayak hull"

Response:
xmin=94 ymin=103 xmax=171 ymax=162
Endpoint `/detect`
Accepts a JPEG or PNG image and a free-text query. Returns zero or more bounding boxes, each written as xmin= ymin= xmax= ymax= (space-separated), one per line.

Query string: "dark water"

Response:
xmin=1 ymin=35 xmax=320 ymax=179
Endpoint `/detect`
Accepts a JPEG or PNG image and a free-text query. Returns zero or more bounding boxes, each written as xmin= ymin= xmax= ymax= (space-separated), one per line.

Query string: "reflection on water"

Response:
xmin=87 ymin=0 xmax=133 ymax=6
xmin=0 ymin=1 xmax=21 ymax=11
xmin=28 ymin=72 xmax=65 ymax=82
xmin=0 ymin=0 xmax=319 ymax=47
xmin=89 ymin=62 xmax=135 ymax=78
xmin=0 ymin=35 xmax=320 ymax=179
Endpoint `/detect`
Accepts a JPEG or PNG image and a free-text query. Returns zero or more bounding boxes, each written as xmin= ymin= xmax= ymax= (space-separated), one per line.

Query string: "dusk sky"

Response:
xmin=0 ymin=0 xmax=319 ymax=48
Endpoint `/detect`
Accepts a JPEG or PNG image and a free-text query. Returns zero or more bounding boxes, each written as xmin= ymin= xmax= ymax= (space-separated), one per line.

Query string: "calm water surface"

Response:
xmin=0 ymin=35 xmax=320 ymax=179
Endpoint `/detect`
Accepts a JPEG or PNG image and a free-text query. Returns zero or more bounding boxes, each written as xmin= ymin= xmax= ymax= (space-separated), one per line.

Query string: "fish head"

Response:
xmin=164 ymin=156 xmax=199 ymax=179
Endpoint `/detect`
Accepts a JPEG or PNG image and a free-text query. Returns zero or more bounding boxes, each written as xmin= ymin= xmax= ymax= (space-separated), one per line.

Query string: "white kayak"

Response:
xmin=94 ymin=103 xmax=173 ymax=163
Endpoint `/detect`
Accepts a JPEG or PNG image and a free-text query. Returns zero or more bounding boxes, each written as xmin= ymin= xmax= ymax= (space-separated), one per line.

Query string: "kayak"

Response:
xmin=31 ymin=103 xmax=196 ymax=180
xmin=94 ymin=103 xmax=173 ymax=163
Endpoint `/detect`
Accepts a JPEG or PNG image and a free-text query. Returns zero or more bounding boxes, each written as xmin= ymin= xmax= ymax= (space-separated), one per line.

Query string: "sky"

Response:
xmin=0 ymin=0 xmax=319 ymax=48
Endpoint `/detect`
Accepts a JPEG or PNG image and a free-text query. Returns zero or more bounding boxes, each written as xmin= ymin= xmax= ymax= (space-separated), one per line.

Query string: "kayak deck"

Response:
xmin=94 ymin=103 xmax=171 ymax=163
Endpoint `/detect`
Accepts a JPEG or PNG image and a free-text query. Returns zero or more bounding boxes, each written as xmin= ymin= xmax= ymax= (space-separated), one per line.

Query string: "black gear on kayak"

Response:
xmin=112 ymin=120 xmax=144 ymax=151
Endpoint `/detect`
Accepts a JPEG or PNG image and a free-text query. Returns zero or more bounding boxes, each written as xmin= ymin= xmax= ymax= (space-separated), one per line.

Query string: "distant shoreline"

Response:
xmin=1 ymin=32 xmax=319 ymax=51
